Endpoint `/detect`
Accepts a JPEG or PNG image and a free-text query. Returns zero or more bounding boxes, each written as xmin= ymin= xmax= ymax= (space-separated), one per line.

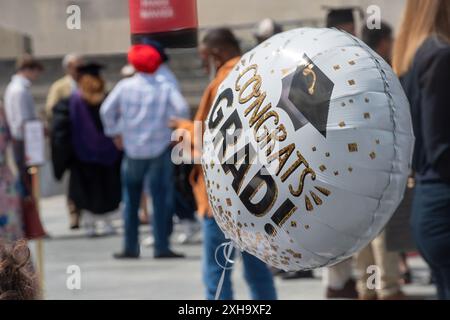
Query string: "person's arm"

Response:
xmin=168 ymin=84 xmax=190 ymax=120
xmin=7 ymin=88 xmax=30 ymax=140
xmin=421 ymin=49 xmax=450 ymax=182
xmin=0 ymin=105 xmax=11 ymax=152
xmin=100 ymin=82 xmax=123 ymax=137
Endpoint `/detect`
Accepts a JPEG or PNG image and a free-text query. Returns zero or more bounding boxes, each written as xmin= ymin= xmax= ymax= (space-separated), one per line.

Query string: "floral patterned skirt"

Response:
xmin=0 ymin=165 xmax=23 ymax=241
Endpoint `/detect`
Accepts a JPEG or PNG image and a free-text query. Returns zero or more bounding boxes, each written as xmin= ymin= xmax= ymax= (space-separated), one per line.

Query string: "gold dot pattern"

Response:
xmin=348 ymin=143 xmax=358 ymax=152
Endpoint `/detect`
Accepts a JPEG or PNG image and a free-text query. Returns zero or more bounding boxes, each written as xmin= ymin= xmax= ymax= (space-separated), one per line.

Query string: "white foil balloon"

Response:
xmin=201 ymin=28 xmax=414 ymax=271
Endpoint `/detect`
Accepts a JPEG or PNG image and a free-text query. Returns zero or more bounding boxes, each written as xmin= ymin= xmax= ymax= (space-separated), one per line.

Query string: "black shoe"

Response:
xmin=70 ymin=224 xmax=80 ymax=230
xmin=401 ymin=271 xmax=412 ymax=285
xmin=326 ymin=279 xmax=358 ymax=299
xmin=281 ymin=270 xmax=314 ymax=280
xmin=154 ymin=250 xmax=185 ymax=259
xmin=113 ymin=252 xmax=140 ymax=259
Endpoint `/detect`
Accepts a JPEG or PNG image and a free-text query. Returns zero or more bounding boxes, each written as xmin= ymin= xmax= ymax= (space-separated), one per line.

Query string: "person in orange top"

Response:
xmin=172 ymin=28 xmax=277 ymax=300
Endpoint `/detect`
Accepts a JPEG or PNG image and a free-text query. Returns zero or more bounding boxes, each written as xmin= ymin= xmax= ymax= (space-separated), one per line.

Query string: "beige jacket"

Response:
xmin=45 ymin=75 xmax=75 ymax=119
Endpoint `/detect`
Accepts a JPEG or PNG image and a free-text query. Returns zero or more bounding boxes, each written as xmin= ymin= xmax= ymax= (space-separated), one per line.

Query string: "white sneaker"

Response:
xmin=142 ymin=236 xmax=154 ymax=247
xmin=83 ymin=212 xmax=97 ymax=237
xmin=86 ymin=223 xmax=97 ymax=237
xmin=177 ymin=219 xmax=201 ymax=244
xmin=103 ymin=221 xmax=117 ymax=236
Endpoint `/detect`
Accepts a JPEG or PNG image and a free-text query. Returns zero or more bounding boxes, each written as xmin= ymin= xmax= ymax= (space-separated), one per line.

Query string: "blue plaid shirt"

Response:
xmin=100 ymin=72 xmax=190 ymax=159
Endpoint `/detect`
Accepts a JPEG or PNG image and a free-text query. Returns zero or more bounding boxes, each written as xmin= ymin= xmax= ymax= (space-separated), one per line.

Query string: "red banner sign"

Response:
xmin=129 ymin=0 xmax=198 ymax=35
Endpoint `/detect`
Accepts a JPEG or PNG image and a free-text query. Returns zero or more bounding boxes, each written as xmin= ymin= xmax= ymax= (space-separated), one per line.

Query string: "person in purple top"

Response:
xmin=51 ymin=63 xmax=122 ymax=237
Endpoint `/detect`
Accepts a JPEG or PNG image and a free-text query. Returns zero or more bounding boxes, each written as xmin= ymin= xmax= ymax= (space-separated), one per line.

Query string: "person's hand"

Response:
xmin=169 ymin=118 xmax=193 ymax=131
xmin=42 ymin=126 xmax=49 ymax=139
xmin=189 ymin=165 xmax=202 ymax=185
xmin=113 ymin=136 xmax=124 ymax=151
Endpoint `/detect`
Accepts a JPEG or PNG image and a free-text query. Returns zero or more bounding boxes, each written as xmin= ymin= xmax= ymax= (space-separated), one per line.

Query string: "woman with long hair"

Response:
xmin=393 ymin=0 xmax=450 ymax=299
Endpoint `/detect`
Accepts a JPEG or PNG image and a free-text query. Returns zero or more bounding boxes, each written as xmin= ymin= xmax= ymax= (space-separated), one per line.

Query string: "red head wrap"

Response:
xmin=127 ymin=44 xmax=163 ymax=74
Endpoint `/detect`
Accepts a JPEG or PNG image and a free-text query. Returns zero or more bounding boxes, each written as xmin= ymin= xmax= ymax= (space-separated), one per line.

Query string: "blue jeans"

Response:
xmin=202 ymin=216 xmax=277 ymax=300
xmin=121 ymin=148 xmax=174 ymax=256
xmin=174 ymin=190 xmax=196 ymax=221
xmin=411 ymin=182 xmax=450 ymax=300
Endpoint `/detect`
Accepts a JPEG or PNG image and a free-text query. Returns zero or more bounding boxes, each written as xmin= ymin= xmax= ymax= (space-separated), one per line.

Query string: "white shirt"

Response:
xmin=3 ymin=74 xmax=37 ymax=140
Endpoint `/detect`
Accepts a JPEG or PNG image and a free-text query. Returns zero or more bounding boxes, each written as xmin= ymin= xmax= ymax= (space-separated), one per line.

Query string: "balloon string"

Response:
xmin=214 ymin=241 xmax=235 ymax=300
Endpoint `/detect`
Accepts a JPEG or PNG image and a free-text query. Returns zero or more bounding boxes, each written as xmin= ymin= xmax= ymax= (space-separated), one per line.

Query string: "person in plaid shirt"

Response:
xmin=101 ymin=44 xmax=189 ymax=259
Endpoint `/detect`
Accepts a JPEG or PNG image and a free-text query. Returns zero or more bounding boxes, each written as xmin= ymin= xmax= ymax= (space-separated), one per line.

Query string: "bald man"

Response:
xmin=46 ymin=53 xmax=83 ymax=120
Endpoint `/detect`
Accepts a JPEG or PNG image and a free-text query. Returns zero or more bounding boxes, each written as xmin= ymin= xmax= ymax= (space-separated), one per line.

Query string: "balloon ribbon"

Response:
xmin=214 ymin=241 xmax=236 ymax=300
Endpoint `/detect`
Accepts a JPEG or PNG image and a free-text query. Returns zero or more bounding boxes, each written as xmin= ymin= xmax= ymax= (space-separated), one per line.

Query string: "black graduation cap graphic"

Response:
xmin=276 ymin=53 xmax=334 ymax=137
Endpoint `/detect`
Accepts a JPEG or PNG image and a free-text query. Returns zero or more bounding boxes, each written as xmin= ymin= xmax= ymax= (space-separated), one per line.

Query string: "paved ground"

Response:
xmin=34 ymin=195 xmax=437 ymax=300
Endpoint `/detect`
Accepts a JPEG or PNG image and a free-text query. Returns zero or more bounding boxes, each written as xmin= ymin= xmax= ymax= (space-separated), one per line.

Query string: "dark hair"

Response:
xmin=141 ymin=39 xmax=169 ymax=62
xmin=15 ymin=54 xmax=44 ymax=72
xmin=326 ymin=8 xmax=355 ymax=28
xmin=0 ymin=240 xmax=40 ymax=300
xmin=202 ymin=28 xmax=240 ymax=53
xmin=362 ymin=22 xmax=393 ymax=50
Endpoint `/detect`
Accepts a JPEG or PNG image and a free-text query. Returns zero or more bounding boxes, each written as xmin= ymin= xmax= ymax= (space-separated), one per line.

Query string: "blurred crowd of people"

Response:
xmin=1 ymin=0 xmax=449 ymax=300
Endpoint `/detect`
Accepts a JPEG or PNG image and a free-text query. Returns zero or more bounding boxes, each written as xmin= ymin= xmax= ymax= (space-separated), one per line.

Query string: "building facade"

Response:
xmin=0 ymin=0 xmax=405 ymax=58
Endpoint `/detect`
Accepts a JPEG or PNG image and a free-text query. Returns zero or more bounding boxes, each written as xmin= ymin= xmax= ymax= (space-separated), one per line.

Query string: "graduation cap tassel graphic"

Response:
xmin=276 ymin=53 xmax=334 ymax=137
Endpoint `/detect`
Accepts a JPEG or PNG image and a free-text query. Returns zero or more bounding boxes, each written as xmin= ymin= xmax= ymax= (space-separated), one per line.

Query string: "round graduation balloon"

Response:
xmin=201 ymin=28 xmax=414 ymax=271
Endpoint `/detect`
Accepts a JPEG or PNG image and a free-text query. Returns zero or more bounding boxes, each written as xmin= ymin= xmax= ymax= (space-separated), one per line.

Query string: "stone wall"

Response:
xmin=0 ymin=26 xmax=31 ymax=59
